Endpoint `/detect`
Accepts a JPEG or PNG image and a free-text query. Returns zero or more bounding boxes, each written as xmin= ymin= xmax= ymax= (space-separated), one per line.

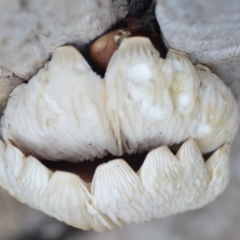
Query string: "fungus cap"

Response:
xmin=0 ymin=37 xmax=239 ymax=232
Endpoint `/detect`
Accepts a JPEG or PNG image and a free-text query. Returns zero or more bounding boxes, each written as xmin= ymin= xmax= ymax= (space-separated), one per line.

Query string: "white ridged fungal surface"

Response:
xmin=106 ymin=39 xmax=239 ymax=154
xmin=1 ymin=38 xmax=239 ymax=160
xmin=0 ymin=138 xmax=231 ymax=232
xmin=0 ymin=37 xmax=239 ymax=232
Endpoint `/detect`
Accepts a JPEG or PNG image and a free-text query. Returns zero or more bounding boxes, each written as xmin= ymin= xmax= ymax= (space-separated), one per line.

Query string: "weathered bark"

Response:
xmin=156 ymin=0 xmax=240 ymax=96
xmin=0 ymin=0 xmax=128 ymax=80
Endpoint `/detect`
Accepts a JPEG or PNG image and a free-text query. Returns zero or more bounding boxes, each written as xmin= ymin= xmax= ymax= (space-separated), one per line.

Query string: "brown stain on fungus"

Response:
xmin=89 ymin=17 xmax=166 ymax=72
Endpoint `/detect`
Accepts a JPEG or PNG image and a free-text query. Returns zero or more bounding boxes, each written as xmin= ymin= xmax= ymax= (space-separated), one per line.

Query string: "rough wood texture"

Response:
xmin=0 ymin=0 xmax=128 ymax=80
xmin=156 ymin=0 xmax=240 ymax=96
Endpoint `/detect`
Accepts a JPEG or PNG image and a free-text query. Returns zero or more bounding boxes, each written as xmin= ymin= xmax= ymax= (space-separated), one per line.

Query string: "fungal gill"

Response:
xmin=0 ymin=138 xmax=230 ymax=232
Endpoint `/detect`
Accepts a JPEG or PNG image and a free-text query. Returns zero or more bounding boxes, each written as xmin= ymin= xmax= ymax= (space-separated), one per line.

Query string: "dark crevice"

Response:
xmin=40 ymin=143 xmax=212 ymax=184
xmin=12 ymin=137 xmax=213 ymax=185
xmin=63 ymin=0 xmax=167 ymax=78
xmin=42 ymin=152 xmax=148 ymax=183
xmin=127 ymin=0 xmax=153 ymax=18
xmin=203 ymin=150 xmax=215 ymax=161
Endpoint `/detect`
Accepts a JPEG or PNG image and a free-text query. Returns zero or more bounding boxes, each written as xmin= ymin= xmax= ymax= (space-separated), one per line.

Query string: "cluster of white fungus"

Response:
xmin=0 ymin=37 xmax=238 ymax=232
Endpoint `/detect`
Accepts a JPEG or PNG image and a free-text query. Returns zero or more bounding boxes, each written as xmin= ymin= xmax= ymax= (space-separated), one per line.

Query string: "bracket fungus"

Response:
xmin=0 ymin=34 xmax=239 ymax=232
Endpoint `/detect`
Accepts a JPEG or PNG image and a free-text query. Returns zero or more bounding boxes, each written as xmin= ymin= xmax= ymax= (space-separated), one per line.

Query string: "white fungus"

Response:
xmin=0 ymin=37 xmax=239 ymax=232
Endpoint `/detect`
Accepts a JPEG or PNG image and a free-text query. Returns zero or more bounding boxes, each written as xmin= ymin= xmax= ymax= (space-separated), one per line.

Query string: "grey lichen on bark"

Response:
xmin=0 ymin=0 xmax=128 ymax=80
xmin=155 ymin=0 xmax=240 ymax=97
xmin=0 ymin=67 xmax=23 ymax=115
